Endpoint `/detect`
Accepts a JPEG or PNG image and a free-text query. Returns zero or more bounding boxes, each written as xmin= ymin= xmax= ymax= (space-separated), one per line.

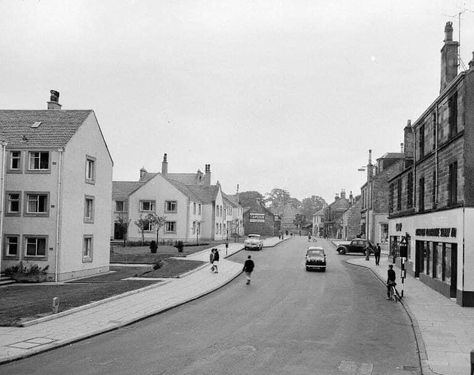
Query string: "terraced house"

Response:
xmin=0 ymin=92 xmax=113 ymax=281
xmin=389 ymin=23 xmax=474 ymax=306
xmin=112 ymin=154 xmax=238 ymax=243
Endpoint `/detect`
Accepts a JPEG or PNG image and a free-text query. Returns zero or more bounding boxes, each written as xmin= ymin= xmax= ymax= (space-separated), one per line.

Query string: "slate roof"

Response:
xmin=185 ymin=185 xmax=219 ymax=204
xmin=378 ymin=152 xmax=404 ymax=160
xmin=222 ymin=192 xmax=240 ymax=207
xmin=113 ymin=181 xmax=145 ymax=199
xmin=166 ymin=173 xmax=200 ymax=185
xmin=0 ymin=110 xmax=93 ymax=148
xmin=162 ymin=176 xmax=205 ymax=203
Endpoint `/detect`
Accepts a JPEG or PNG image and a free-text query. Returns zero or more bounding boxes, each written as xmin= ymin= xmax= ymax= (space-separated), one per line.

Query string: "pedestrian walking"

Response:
xmin=212 ymin=248 xmax=219 ymax=273
xmin=308 ymin=233 xmax=312 ymax=242
xmin=374 ymin=243 xmax=381 ymax=265
xmin=209 ymin=248 xmax=215 ymax=272
xmin=243 ymin=255 xmax=255 ymax=285
xmin=386 ymin=264 xmax=396 ymax=300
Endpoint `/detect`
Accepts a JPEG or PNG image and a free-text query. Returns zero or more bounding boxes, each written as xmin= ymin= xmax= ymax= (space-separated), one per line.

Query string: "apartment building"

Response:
xmin=0 ymin=91 xmax=113 ymax=281
xmin=388 ymin=23 xmax=474 ymax=306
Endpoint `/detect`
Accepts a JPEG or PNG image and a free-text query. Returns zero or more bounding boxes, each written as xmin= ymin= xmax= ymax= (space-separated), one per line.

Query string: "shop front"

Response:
xmin=389 ymin=207 xmax=474 ymax=306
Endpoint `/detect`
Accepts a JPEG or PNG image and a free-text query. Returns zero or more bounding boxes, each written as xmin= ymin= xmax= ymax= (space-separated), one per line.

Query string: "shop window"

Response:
xmin=380 ymin=223 xmax=388 ymax=244
xmin=444 ymin=244 xmax=452 ymax=284
xmin=424 ymin=242 xmax=431 ymax=276
xmin=433 ymin=243 xmax=443 ymax=280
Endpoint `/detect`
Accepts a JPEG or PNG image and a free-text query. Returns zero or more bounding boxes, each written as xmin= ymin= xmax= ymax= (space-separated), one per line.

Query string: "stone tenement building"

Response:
xmin=389 ymin=22 xmax=474 ymax=307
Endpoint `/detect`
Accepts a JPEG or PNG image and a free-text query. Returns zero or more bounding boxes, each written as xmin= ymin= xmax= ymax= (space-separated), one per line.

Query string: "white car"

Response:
xmin=244 ymin=234 xmax=264 ymax=250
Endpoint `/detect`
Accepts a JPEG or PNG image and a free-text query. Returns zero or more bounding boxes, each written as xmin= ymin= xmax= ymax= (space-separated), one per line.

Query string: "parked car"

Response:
xmin=244 ymin=234 xmax=263 ymax=250
xmin=305 ymin=246 xmax=326 ymax=271
xmin=336 ymin=239 xmax=376 ymax=255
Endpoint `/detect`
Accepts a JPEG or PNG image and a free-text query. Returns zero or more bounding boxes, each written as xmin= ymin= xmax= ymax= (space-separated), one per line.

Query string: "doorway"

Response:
xmin=450 ymin=245 xmax=457 ymax=298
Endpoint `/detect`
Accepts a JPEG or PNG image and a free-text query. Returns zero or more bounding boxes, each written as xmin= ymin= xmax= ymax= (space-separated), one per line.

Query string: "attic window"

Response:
xmin=31 ymin=122 xmax=42 ymax=128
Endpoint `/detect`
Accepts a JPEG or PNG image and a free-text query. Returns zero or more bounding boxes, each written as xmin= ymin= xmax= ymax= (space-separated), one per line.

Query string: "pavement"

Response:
xmin=339 ymin=246 xmax=474 ymax=375
xmin=0 ymin=236 xmax=286 ymax=365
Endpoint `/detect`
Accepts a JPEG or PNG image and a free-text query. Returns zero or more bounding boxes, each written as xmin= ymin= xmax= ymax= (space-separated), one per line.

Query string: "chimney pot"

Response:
xmin=47 ymin=90 xmax=62 ymax=110
xmin=161 ymin=153 xmax=168 ymax=175
xmin=444 ymin=21 xmax=453 ymax=42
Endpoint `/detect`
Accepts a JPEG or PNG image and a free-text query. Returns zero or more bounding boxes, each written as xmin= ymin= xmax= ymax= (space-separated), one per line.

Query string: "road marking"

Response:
xmin=338 ymin=360 xmax=373 ymax=374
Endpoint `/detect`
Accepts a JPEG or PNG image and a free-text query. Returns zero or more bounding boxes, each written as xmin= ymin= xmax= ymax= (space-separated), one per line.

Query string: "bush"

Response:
xmin=4 ymin=262 xmax=49 ymax=277
xmin=149 ymin=240 xmax=158 ymax=254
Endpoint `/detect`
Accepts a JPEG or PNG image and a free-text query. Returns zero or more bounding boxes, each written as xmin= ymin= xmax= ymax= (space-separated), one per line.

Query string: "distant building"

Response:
xmin=341 ymin=193 xmax=361 ymax=240
xmin=112 ymin=155 xmax=236 ymax=243
xmin=0 ymin=92 xmax=113 ymax=281
xmin=323 ymin=189 xmax=350 ymax=239
xmin=388 ymin=22 xmax=474 ymax=306
xmin=243 ymin=200 xmax=280 ymax=237
xmin=312 ymin=208 xmax=325 ymax=237
xmin=360 ymin=150 xmax=404 ymax=251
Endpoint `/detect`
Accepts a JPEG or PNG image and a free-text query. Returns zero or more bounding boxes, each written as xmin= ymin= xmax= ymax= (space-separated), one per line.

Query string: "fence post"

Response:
xmin=470 ymin=350 xmax=473 ymax=375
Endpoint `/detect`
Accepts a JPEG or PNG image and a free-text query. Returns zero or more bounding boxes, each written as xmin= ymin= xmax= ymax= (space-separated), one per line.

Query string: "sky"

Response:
xmin=1 ymin=0 xmax=474 ymax=203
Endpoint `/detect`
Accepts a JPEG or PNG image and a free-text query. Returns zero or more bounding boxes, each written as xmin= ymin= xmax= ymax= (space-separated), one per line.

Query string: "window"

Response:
xmin=115 ymin=201 xmax=125 ymax=212
xmin=424 ymin=242 xmax=431 ymax=275
xmin=432 ymin=170 xmax=437 ymax=208
xmin=165 ymin=200 xmax=177 ymax=213
xmin=83 ymin=236 xmax=93 ymax=262
xmin=142 ymin=221 xmax=153 ymax=232
xmin=193 ymin=202 xmax=196 ymax=215
xmin=140 ymin=200 xmax=155 ymax=212
xmin=397 ymin=179 xmax=402 ymax=211
xmin=433 ymin=243 xmax=443 ymax=280
xmin=198 ymin=204 xmax=202 ymax=215
xmin=419 ymin=125 xmax=425 ymax=159
xmin=9 ymin=151 xmax=21 ymax=171
xmin=84 ymin=196 xmax=94 ymax=223
xmin=448 ymin=91 xmax=458 ymax=138
xmin=165 ymin=221 xmax=176 ymax=233
xmin=444 ymin=244 xmax=452 ymax=284
xmin=25 ymin=236 xmax=47 ymax=258
xmin=389 ymin=183 xmax=394 ymax=213
xmin=380 ymin=223 xmax=388 ymax=244
xmin=28 ymin=151 xmax=49 ymax=170
xmin=192 ymin=221 xmax=196 ymax=234
xmin=432 ymin=112 xmax=437 ymax=151
xmin=407 ymin=172 xmax=413 ymax=208
xmin=25 ymin=193 xmax=49 ymax=215
xmin=448 ymin=161 xmax=458 ymax=206
xmin=85 ymin=156 xmax=96 ymax=183
xmin=6 ymin=192 xmax=20 ymax=214
xmin=5 ymin=236 xmax=19 ymax=257
xmin=418 ymin=177 xmax=425 ymax=212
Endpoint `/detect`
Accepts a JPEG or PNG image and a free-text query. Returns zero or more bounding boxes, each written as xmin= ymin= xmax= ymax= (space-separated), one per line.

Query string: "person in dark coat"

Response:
xmin=243 ymin=255 xmax=255 ymax=285
xmin=386 ymin=264 xmax=396 ymax=300
xmin=374 ymin=243 xmax=381 ymax=265
xmin=209 ymin=248 xmax=215 ymax=272
xmin=212 ymin=248 xmax=219 ymax=273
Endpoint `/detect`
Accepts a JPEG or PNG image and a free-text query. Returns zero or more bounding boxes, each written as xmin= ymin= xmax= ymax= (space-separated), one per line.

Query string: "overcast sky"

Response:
xmin=1 ymin=0 xmax=474 ymax=203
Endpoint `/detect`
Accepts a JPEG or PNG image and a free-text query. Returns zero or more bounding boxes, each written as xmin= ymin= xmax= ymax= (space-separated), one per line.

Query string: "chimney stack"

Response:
xmin=139 ymin=167 xmax=147 ymax=181
xmin=204 ymin=164 xmax=211 ymax=186
xmin=367 ymin=149 xmax=374 ymax=180
xmin=340 ymin=189 xmax=346 ymax=199
xmin=400 ymin=143 xmax=404 ymax=153
xmin=404 ymin=120 xmax=414 ymax=160
xmin=349 ymin=191 xmax=354 ymax=204
xmin=440 ymin=22 xmax=459 ymax=92
xmin=469 ymin=51 xmax=474 ymax=70
xmin=47 ymin=90 xmax=62 ymax=110
xmin=161 ymin=153 xmax=168 ymax=175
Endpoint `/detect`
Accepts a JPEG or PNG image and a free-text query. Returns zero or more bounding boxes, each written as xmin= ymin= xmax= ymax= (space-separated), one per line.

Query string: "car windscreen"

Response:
xmin=307 ymin=250 xmax=324 ymax=256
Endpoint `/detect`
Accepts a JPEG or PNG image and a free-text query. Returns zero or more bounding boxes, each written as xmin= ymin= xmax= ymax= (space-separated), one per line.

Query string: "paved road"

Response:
xmin=1 ymin=237 xmax=420 ymax=375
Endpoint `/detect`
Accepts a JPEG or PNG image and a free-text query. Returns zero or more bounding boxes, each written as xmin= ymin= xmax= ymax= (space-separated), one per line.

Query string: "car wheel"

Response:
xmin=305 ymin=267 xmax=310 ymax=271
xmin=339 ymin=248 xmax=346 ymax=255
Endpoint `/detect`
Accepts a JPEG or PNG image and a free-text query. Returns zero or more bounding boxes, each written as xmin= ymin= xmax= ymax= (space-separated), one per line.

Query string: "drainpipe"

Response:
xmin=54 ymin=147 xmax=64 ymax=283
xmin=185 ymin=198 xmax=190 ymax=242
xmin=0 ymin=141 xmax=7 ymax=271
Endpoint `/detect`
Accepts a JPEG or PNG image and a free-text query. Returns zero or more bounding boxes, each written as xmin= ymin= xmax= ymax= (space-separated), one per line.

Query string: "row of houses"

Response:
xmin=313 ymin=23 xmax=474 ymax=307
xmin=0 ymin=92 xmax=244 ymax=282
xmin=111 ymin=154 xmax=244 ymax=244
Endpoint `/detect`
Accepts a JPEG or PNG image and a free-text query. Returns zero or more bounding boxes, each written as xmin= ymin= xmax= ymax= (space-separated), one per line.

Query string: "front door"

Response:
xmin=450 ymin=245 xmax=457 ymax=298
xmin=415 ymin=241 xmax=423 ymax=277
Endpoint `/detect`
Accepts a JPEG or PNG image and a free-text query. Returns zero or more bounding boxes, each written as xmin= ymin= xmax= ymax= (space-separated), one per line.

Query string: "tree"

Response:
xmin=115 ymin=214 xmax=130 ymax=247
xmin=147 ymin=213 xmax=166 ymax=246
xmin=293 ymin=213 xmax=307 ymax=229
xmin=301 ymin=195 xmax=327 ymax=220
xmin=265 ymin=188 xmax=291 ymax=212
xmin=134 ymin=215 xmax=151 ymax=245
xmin=238 ymin=191 xmax=264 ymax=208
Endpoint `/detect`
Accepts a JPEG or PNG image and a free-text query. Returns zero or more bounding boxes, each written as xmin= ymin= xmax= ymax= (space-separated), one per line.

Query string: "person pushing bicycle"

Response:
xmin=386 ymin=264 xmax=396 ymax=300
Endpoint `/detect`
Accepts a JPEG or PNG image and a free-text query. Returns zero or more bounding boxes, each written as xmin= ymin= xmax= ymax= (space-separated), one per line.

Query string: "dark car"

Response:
xmin=336 ymin=239 xmax=376 ymax=255
xmin=305 ymin=246 xmax=326 ymax=272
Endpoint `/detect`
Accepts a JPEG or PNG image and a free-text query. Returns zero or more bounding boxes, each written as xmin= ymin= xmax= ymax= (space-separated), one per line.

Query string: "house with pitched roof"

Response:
xmin=222 ymin=193 xmax=244 ymax=239
xmin=112 ymin=154 xmax=229 ymax=242
xmin=0 ymin=91 xmax=113 ymax=281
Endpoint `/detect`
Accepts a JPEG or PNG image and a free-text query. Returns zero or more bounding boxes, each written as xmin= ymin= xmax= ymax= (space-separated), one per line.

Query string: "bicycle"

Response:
xmin=387 ymin=282 xmax=402 ymax=302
